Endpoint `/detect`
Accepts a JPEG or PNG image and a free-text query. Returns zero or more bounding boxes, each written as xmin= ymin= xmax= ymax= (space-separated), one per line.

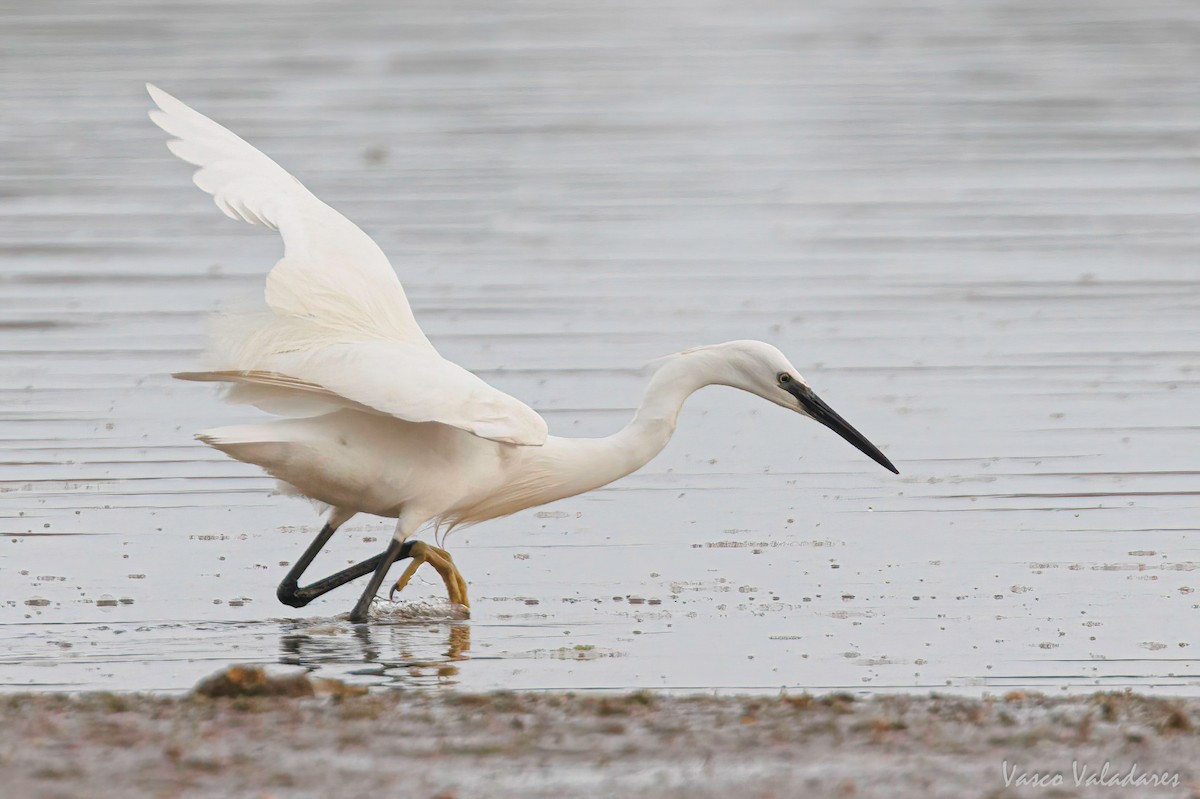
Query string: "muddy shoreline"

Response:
xmin=4 ymin=684 xmax=1197 ymax=798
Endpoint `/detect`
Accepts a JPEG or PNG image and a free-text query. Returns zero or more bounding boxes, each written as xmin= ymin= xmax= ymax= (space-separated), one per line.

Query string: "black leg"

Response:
xmin=349 ymin=538 xmax=407 ymax=623
xmin=277 ymin=524 xmax=413 ymax=610
xmin=277 ymin=523 xmax=337 ymax=607
xmin=278 ymin=551 xmax=383 ymax=608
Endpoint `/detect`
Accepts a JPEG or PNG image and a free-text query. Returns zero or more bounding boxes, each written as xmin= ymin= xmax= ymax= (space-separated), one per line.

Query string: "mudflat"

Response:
xmin=4 ymin=0 xmax=1200 ymax=698
xmin=2 ymin=686 xmax=1196 ymax=798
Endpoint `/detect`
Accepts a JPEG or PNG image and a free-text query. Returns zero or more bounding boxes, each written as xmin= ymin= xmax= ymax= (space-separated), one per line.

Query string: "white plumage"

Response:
xmin=148 ymin=84 xmax=544 ymax=447
xmin=148 ymin=84 xmax=897 ymax=621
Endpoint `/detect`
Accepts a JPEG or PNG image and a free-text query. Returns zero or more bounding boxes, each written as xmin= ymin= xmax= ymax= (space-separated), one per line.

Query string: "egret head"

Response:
xmin=686 ymin=340 xmax=898 ymax=474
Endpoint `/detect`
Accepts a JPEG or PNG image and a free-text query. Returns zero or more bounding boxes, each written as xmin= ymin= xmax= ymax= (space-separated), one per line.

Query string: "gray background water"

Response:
xmin=1 ymin=0 xmax=1197 ymax=694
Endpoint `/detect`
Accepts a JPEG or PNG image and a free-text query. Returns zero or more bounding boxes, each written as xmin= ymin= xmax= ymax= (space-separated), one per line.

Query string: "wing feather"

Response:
xmin=152 ymin=85 xmax=547 ymax=446
xmin=146 ymin=83 xmax=428 ymax=343
xmin=174 ymin=339 xmax=548 ymax=447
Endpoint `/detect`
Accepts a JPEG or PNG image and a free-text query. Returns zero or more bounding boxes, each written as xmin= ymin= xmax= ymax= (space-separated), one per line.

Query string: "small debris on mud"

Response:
xmin=191 ymin=665 xmax=367 ymax=699
xmin=192 ymin=665 xmax=315 ymax=698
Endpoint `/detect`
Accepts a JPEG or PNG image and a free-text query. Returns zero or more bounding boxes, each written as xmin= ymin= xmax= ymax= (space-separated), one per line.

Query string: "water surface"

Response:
xmin=1 ymin=0 xmax=1198 ymax=694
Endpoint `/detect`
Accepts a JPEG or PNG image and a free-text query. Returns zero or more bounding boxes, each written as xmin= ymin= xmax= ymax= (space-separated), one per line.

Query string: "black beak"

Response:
xmin=786 ymin=383 xmax=898 ymax=474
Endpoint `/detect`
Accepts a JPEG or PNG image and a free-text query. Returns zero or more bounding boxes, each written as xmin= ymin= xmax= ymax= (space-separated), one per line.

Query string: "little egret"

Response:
xmin=148 ymin=84 xmax=898 ymax=623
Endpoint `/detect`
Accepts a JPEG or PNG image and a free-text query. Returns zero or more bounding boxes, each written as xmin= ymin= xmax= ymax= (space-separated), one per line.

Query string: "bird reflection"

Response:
xmin=277 ymin=619 xmax=470 ymax=687
xmin=447 ymin=624 xmax=470 ymax=661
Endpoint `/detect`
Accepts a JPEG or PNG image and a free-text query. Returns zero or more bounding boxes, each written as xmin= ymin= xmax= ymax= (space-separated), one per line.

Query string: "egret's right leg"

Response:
xmin=344 ymin=517 xmax=469 ymax=622
xmin=348 ymin=537 xmax=408 ymax=624
xmin=389 ymin=541 xmax=470 ymax=609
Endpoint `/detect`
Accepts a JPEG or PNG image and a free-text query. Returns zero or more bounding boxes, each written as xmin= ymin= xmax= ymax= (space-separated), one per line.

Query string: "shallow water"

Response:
xmin=1 ymin=0 xmax=1198 ymax=695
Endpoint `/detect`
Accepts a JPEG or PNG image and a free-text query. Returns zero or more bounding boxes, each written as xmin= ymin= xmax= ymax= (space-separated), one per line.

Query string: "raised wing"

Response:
xmin=175 ymin=341 xmax=549 ymax=447
xmin=153 ymin=86 xmax=547 ymax=446
xmin=146 ymin=84 xmax=429 ymax=345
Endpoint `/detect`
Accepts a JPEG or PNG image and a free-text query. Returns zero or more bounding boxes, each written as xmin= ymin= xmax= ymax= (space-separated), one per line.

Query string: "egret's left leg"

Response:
xmin=278 ymin=508 xmax=363 ymax=608
xmin=388 ymin=541 xmax=470 ymax=609
xmin=279 ymin=549 xmax=395 ymax=608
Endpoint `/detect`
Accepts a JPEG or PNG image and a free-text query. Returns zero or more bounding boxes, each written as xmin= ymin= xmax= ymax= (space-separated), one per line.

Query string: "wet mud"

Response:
xmin=2 ymin=0 xmax=1199 ymax=696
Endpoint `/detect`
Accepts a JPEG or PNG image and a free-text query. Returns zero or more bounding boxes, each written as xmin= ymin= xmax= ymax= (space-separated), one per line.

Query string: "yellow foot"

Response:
xmin=388 ymin=541 xmax=471 ymax=611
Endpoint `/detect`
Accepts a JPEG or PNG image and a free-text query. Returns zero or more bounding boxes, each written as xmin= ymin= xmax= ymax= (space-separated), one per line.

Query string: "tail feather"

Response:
xmin=196 ymin=425 xmax=330 ymax=514
xmin=196 ymin=424 xmax=291 ymax=463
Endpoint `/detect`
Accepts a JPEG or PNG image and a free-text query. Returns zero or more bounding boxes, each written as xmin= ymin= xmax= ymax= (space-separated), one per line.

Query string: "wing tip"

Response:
xmin=146 ymin=84 xmax=183 ymax=138
xmin=145 ymin=82 xmax=173 ymax=108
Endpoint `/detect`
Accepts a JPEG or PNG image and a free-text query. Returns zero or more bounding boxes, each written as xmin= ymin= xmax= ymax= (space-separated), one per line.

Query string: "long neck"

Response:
xmin=609 ymin=354 xmax=713 ymax=470
xmin=526 ymin=353 xmax=718 ymax=503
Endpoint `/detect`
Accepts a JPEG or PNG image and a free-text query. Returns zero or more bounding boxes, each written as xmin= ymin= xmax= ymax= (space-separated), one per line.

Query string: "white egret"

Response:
xmin=147 ymin=84 xmax=898 ymax=623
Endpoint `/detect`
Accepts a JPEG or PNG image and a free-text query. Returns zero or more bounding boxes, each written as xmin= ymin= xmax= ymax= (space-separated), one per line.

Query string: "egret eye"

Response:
xmin=778 ymin=372 xmax=792 ymax=384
